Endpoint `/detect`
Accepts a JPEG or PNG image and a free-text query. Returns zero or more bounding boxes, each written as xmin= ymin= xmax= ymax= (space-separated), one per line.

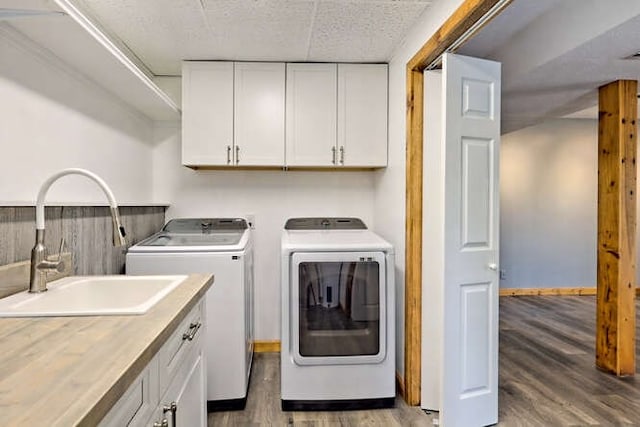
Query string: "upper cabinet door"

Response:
xmin=286 ymin=63 xmax=337 ymax=167
xmin=182 ymin=62 xmax=234 ymax=166
xmin=337 ymin=64 xmax=388 ymax=167
xmin=234 ymin=62 xmax=285 ymax=166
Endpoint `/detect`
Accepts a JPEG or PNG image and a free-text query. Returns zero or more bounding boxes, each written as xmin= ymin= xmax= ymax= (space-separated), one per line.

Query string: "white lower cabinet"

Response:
xmin=99 ymin=358 xmax=159 ymax=427
xmin=154 ymin=352 xmax=206 ymax=427
xmin=100 ymin=299 xmax=206 ymax=427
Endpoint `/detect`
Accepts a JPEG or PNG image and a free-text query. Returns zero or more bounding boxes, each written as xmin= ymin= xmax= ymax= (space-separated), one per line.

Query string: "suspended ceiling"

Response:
xmin=72 ymin=0 xmax=434 ymax=76
xmin=4 ymin=0 xmax=640 ymax=129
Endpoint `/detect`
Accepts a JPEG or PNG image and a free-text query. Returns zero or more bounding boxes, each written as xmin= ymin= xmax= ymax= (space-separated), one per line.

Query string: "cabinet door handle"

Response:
xmin=339 ymin=146 xmax=345 ymax=165
xmin=226 ymin=145 xmax=231 ymax=165
xmin=163 ymin=402 xmax=177 ymax=426
xmin=331 ymin=146 xmax=336 ymax=165
xmin=182 ymin=322 xmax=202 ymax=341
xmin=236 ymin=146 xmax=240 ymax=165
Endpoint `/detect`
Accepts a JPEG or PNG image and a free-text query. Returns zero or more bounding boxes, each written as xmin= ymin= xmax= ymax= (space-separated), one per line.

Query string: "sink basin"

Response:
xmin=0 ymin=275 xmax=188 ymax=317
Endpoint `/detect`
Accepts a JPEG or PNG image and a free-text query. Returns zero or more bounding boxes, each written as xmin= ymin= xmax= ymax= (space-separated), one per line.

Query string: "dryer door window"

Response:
xmin=291 ymin=251 xmax=386 ymax=365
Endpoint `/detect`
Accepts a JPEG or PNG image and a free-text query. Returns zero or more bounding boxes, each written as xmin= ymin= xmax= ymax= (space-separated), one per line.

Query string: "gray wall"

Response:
xmin=500 ymin=119 xmax=599 ymax=288
xmin=0 ymin=206 xmax=165 ymax=274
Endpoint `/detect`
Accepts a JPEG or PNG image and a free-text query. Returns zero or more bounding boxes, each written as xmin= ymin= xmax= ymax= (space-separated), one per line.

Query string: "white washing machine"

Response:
xmin=281 ymin=217 xmax=395 ymax=410
xmin=126 ymin=218 xmax=254 ymax=411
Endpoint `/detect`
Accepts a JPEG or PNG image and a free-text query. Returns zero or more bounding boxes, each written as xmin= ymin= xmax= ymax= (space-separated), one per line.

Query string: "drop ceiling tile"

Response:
xmin=307 ymin=0 xmax=431 ymax=62
xmin=59 ymin=0 xmax=434 ymax=74
xmin=199 ymin=0 xmax=316 ymax=62
xmin=77 ymin=0 xmax=211 ymax=75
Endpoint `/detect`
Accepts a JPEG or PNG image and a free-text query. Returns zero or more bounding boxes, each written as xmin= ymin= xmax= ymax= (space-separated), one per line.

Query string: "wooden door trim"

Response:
xmin=403 ymin=0 xmax=513 ymax=406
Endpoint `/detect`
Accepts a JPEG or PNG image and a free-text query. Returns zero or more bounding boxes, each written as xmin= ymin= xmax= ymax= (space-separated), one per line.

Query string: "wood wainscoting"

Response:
xmin=0 ymin=206 xmax=166 ymax=275
xmin=0 ymin=253 xmax=72 ymax=299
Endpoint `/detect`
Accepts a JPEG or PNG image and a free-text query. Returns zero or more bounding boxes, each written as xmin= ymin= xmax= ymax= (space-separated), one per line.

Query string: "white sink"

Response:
xmin=0 ymin=275 xmax=188 ymax=317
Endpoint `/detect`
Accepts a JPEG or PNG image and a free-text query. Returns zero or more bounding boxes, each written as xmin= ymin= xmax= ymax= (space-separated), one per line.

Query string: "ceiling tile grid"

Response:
xmin=74 ymin=0 xmax=433 ymax=75
xmin=307 ymin=0 xmax=431 ymax=62
xmin=77 ymin=0 xmax=212 ymax=74
xmin=199 ymin=0 xmax=317 ymax=64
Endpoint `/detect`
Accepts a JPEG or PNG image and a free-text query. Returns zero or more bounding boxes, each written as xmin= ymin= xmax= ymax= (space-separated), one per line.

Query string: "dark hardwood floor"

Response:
xmin=209 ymin=296 xmax=640 ymax=426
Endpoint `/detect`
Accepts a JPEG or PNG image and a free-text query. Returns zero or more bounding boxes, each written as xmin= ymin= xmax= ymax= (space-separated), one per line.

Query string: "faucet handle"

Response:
xmin=52 ymin=238 xmax=66 ymax=273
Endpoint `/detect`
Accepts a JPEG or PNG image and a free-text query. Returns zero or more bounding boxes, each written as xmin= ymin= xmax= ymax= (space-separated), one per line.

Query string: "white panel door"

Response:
xmin=234 ymin=62 xmax=285 ymax=166
xmin=286 ymin=63 xmax=337 ymax=167
xmin=337 ymin=64 xmax=388 ymax=167
xmin=182 ymin=62 xmax=234 ymax=166
xmin=442 ymin=53 xmax=500 ymax=427
xmin=421 ymin=69 xmax=444 ymax=411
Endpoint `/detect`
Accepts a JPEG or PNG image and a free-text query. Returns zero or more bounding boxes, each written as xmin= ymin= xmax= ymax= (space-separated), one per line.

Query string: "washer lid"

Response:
xmin=128 ymin=217 xmax=249 ymax=252
xmin=163 ymin=218 xmax=248 ymax=233
xmin=284 ymin=217 xmax=367 ymax=230
xmin=137 ymin=232 xmax=243 ymax=247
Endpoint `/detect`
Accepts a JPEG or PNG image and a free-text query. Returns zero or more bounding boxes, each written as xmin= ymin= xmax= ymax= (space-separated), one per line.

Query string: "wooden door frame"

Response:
xmin=403 ymin=0 xmax=514 ymax=406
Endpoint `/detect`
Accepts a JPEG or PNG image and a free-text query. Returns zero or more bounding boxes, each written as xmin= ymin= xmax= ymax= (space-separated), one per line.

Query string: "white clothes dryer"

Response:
xmin=126 ymin=218 xmax=254 ymax=411
xmin=281 ymin=217 xmax=395 ymax=410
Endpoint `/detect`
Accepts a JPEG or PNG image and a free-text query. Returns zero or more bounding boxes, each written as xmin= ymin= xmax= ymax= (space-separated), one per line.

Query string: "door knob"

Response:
xmin=487 ymin=263 xmax=497 ymax=271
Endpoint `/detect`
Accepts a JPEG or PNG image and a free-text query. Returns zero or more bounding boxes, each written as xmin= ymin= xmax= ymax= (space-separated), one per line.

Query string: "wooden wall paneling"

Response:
xmin=0 ymin=208 xmax=15 ymax=266
xmin=404 ymin=0 xmax=513 ymax=406
xmin=15 ymin=208 xmax=36 ymax=263
xmin=0 ymin=208 xmax=36 ymax=267
xmin=64 ymin=205 xmax=81 ymax=274
xmin=596 ymin=80 xmax=637 ymax=376
xmin=0 ymin=206 xmax=166 ymax=277
xmin=0 ymin=253 xmax=73 ymax=299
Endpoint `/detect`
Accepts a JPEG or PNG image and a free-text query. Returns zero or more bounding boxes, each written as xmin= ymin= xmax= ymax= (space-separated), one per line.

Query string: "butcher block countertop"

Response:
xmin=0 ymin=273 xmax=213 ymax=427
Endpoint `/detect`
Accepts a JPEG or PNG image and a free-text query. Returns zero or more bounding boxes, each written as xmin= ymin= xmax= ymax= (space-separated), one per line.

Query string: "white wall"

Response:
xmin=501 ymin=118 xmax=597 ymax=288
xmin=0 ymin=29 xmax=154 ymax=203
xmin=152 ymin=123 xmax=376 ymax=340
xmin=375 ymin=0 xmax=465 ymax=380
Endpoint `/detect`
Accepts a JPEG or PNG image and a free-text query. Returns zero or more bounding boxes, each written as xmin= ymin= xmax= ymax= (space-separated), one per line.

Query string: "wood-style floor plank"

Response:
xmin=210 ymin=296 xmax=640 ymax=426
xmin=208 ymin=352 xmax=435 ymax=426
xmin=498 ymin=296 xmax=640 ymax=426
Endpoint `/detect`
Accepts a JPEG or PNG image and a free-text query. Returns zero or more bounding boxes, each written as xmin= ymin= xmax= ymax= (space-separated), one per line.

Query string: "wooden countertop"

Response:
xmin=0 ymin=274 xmax=213 ymax=427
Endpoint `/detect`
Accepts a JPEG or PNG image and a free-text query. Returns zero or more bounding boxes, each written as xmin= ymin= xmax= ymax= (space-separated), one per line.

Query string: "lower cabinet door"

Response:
xmin=157 ymin=351 xmax=206 ymax=427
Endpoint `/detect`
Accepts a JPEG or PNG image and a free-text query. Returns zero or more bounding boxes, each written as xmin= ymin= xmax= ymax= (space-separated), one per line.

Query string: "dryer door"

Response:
xmin=290 ymin=251 xmax=386 ymax=365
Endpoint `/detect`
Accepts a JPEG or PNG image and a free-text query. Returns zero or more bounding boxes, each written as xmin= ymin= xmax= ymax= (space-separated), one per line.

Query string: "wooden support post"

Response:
xmin=597 ymin=79 xmax=637 ymax=376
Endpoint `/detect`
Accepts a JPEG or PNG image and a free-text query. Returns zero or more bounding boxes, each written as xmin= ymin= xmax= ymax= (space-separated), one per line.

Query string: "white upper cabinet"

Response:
xmin=182 ymin=62 xmax=234 ymax=166
xmin=286 ymin=63 xmax=338 ymax=167
xmin=182 ymin=61 xmax=387 ymax=169
xmin=234 ymin=62 xmax=285 ymax=166
xmin=286 ymin=63 xmax=388 ymax=168
xmin=337 ymin=64 xmax=388 ymax=167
